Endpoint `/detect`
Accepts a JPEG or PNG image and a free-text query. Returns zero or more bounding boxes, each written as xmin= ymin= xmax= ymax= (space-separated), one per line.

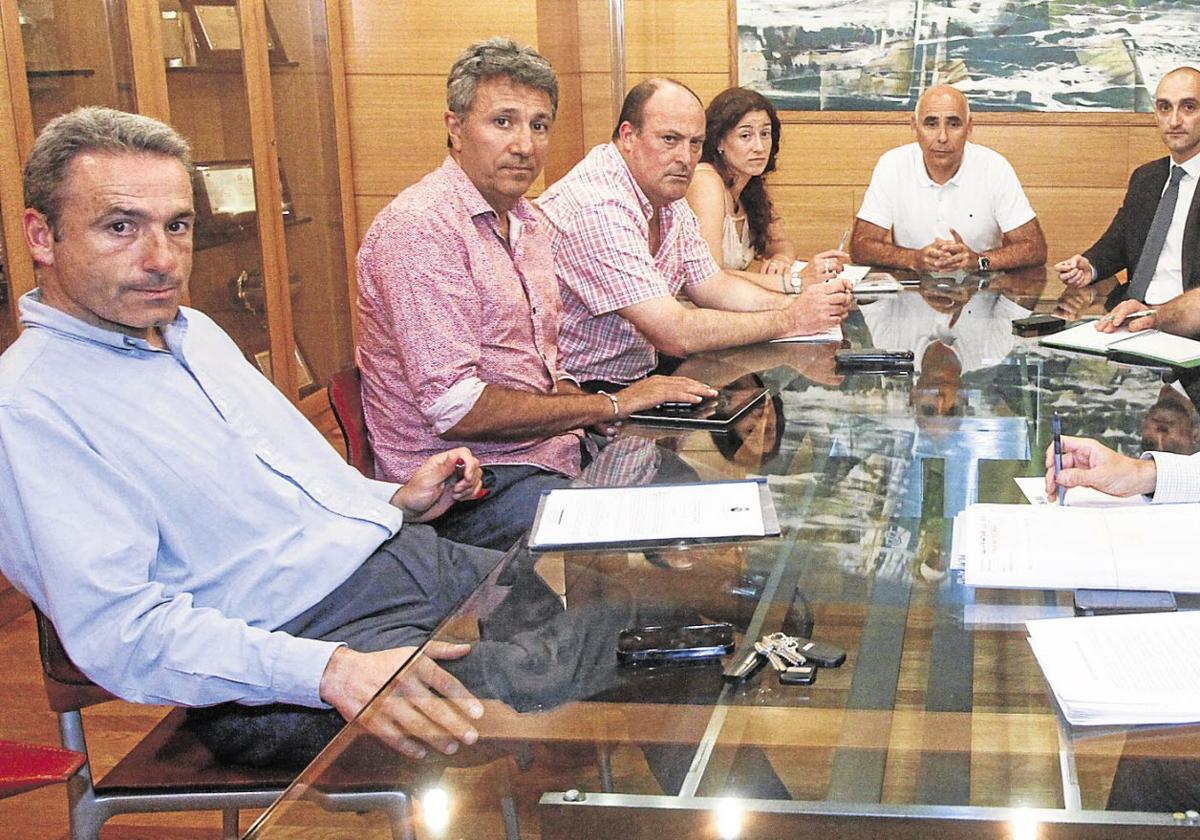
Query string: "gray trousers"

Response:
xmin=186 ymin=524 xmax=501 ymax=768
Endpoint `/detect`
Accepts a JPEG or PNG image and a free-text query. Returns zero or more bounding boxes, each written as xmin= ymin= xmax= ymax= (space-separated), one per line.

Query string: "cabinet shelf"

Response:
xmin=194 ymin=215 xmax=311 ymax=252
xmin=166 ymin=61 xmax=299 ymax=74
xmin=26 ymin=67 xmax=95 ymax=78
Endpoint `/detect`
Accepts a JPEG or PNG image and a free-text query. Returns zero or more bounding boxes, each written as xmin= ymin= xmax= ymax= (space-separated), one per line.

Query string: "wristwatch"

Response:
xmin=977 ymin=254 xmax=991 ymax=272
xmin=787 ymin=262 xmax=803 ymax=294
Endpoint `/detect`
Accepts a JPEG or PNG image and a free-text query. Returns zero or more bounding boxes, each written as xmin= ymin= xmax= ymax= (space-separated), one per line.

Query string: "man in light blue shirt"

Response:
xmin=0 ymin=106 xmax=498 ymax=765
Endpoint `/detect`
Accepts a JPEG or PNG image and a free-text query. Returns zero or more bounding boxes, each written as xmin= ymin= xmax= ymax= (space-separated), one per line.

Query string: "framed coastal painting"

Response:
xmin=736 ymin=0 xmax=1200 ymax=112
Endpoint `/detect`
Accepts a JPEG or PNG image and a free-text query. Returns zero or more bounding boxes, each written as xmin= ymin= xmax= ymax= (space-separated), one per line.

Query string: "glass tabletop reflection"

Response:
xmin=243 ymin=269 xmax=1200 ymax=839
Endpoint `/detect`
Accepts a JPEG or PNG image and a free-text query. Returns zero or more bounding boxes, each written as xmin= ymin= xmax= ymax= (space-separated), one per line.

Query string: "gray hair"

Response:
xmin=24 ymin=106 xmax=192 ymax=233
xmin=446 ymin=37 xmax=558 ymax=120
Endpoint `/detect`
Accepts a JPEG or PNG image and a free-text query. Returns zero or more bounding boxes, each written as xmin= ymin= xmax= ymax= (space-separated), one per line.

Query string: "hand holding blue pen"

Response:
xmin=1052 ymin=412 xmax=1065 ymax=506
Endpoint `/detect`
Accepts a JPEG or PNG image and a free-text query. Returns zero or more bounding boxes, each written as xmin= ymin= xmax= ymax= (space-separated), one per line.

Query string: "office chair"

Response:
xmin=0 ymin=738 xmax=83 ymax=799
xmin=327 ymin=366 xmax=375 ymax=476
xmin=33 ymin=606 xmax=414 ymax=840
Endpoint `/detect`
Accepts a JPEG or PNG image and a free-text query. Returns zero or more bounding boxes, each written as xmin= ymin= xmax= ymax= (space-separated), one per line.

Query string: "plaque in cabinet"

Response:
xmin=181 ymin=0 xmax=288 ymax=67
xmin=254 ymin=346 xmax=314 ymax=390
xmin=192 ymin=159 xmax=293 ymax=243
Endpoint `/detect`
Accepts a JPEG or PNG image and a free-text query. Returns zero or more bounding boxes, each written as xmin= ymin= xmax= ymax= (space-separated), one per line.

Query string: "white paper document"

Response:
xmin=771 ymin=324 xmax=843 ymax=344
xmin=1012 ymin=476 xmax=1148 ymax=508
xmin=1027 ymin=611 xmax=1200 ymax=725
xmin=853 ymin=271 xmax=901 ymax=293
xmin=789 ymin=262 xmax=870 ymax=284
xmin=529 ymin=481 xmax=776 ymax=551
xmin=954 ymin=503 xmax=1200 ymax=591
xmin=1041 ymin=320 xmax=1200 ymax=365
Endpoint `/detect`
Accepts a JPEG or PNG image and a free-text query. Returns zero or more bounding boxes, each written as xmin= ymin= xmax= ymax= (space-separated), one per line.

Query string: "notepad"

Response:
xmin=953 ymin=503 xmax=1200 ymax=592
xmin=527 ymin=479 xmax=780 ymax=552
xmin=1027 ymin=611 xmax=1200 ymax=725
xmin=1040 ymin=320 xmax=1200 ymax=367
xmin=852 ymin=271 xmax=901 ymax=293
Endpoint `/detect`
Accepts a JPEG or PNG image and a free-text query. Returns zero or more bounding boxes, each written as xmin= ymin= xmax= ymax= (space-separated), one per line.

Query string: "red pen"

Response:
xmin=452 ymin=458 xmax=466 ymax=483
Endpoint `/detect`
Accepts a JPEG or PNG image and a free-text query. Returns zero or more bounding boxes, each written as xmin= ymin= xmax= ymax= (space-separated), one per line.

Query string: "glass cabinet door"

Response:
xmin=161 ymin=0 xmax=275 ymax=375
xmin=19 ymin=0 xmax=136 ymax=130
xmin=265 ymin=0 xmax=353 ymax=398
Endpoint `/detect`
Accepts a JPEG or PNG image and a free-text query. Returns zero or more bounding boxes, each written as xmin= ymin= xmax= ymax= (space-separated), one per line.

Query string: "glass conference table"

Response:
xmin=244 ymin=269 xmax=1200 ymax=839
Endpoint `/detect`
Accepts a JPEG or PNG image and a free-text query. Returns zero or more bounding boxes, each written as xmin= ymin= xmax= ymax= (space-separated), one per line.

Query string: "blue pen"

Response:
xmin=1052 ymin=412 xmax=1065 ymax=506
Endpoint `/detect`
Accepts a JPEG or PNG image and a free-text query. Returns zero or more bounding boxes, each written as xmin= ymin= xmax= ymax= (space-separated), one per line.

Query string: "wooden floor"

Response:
xmin=0 ymin=394 xmax=346 ymax=839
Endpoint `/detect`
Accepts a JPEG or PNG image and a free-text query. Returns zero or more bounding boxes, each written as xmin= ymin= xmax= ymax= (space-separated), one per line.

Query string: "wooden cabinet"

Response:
xmin=0 ymin=0 xmax=357 ymax=413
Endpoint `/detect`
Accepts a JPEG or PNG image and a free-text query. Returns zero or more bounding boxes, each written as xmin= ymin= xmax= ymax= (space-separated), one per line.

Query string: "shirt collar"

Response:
xmin=439 ymin=155 xmax=539 ymax=230
xmin=915 ymin=142 xmax=972 ymax=189
xmin=602 ymin=143 xmax=656 ymax=221
xmin=18 ymin=288 xmax=188 ymax=354
xmin=1173 ymin=152 xmax=1200 ymax=182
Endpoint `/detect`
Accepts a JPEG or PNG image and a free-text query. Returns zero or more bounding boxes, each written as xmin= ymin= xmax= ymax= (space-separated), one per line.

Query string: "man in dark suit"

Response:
xmin=1057 ymin=67 xmax=1200 ymax=311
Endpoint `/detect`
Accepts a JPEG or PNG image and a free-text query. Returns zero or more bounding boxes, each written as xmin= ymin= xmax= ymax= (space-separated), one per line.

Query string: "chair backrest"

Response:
xmin=33 ymin=607 xmax=116 ymax=713
xmin=327 ymin=366 xmax=376 ymax=478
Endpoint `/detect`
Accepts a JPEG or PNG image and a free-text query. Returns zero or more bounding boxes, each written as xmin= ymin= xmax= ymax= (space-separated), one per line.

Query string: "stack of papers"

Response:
xmin=951 ymin=503 xmax=1200 ymax=592
xmin=528 ymin=480 xmax=780 ymax=552
xmin=1040 ymin=320 xmax=1200 ymax=367
xmin=1027 ymin=611 xmax=1200 ymax=725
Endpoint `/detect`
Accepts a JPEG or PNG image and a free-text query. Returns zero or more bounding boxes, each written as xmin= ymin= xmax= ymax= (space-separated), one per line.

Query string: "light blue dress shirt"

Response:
xmin=0 ymin=292 xmax=405 ymax=708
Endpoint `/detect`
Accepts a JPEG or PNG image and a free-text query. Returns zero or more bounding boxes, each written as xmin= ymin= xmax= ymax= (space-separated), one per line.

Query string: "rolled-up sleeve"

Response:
xmin=358 ymin=212 xmax=488 ymax=426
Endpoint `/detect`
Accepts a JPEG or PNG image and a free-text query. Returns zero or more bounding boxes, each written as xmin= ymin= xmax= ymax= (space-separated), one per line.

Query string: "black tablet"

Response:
xmin=627 ymin=386 xmax=769 ymax=429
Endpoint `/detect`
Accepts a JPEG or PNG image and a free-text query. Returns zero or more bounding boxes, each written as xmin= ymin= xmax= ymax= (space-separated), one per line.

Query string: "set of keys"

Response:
xmin=724 ymin=631 xmax=846 ymax=686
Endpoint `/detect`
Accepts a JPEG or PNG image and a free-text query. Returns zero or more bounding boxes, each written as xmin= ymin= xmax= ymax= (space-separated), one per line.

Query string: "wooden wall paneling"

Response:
xmin=775 ymin=123 xmax=910 ymax=186
xmin=354 ymin=193 xmax=389 ymax=244
xmin=620 ymin=0 xmax=729 ymax=76
xmin=347 ymin=74 xmax=447 ymax=198
xmin=769 ymin=185 xmax=857 ymax=260
xmin=239 ymin=0 xmax=297 ymax=399
xmin=1128 ymin=125 xmax=1167 ymax=174
xmin=575 ymin=0 xmax=613 ymax=74
xmin=579 ymin=71 xmax=613 ymax=151
xmin=544 ymin=71 xmax=584 ymax=185
xmin=340 ymin=0 xmax=538 ymax=75
xmin=970 ymin=125 xmax=1131 ymax=189
xmin=1027 ymin=187 xmax=1126 ymax=265
xmin=538 ymin=0 xmax=584 ymax=185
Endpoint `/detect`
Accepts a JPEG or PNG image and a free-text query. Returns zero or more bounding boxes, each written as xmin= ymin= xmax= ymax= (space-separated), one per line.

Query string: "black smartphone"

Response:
xmin=1073 ymin=589 xmax=1177 ymax=616
xmin=1012 ymin=314 xmax=1066 ymax=337
xmin=835 ymin=349 xmax=915 ymax=372
xmin=617 ymin=623 xmax=735 ymax=665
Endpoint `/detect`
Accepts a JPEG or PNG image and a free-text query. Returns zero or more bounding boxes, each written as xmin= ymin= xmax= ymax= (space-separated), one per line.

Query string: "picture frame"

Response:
xmin=192 ymin=159 xmax=294 ymax=240
xmin=178 ymin=0 xmax=288 ymax=68
xmin=254 ymin=346 xmax=314 ymax=390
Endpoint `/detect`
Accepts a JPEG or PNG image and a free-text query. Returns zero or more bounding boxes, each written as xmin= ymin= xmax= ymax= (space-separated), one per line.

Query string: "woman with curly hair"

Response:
xmin=687 ymin=87 xmax=847 ymax=293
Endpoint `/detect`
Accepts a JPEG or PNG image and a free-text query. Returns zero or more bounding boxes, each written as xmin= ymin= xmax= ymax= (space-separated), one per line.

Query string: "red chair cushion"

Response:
xmin=0 ymin=739 xmax=84 ymax=799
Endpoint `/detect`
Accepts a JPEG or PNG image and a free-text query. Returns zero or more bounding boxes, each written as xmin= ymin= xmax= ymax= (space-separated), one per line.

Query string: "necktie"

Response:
xmin=1127 ymin=165 xmax=1186 ymax=301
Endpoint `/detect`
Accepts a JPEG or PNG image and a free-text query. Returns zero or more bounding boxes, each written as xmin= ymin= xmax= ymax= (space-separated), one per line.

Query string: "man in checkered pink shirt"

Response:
xmin=537 ymin=79 xmax=856 ymax=388
xmin=356 ymin=41 xmax=714 ymax=551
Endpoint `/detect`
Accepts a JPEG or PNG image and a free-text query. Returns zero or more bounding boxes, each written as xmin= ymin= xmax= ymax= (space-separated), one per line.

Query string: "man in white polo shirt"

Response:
xmin=849 ymin=84 xmax=1047 ymax=273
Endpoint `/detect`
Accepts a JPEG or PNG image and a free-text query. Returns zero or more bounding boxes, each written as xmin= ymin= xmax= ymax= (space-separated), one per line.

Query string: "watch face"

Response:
xmin=978 ymin=256 xmax=991 ymax=272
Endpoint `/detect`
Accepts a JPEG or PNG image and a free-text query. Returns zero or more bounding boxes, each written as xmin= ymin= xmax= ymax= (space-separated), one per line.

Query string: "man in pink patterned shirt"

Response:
xmin=356 ymin=40 xmax=713 ymax=551
xmin=538 ymin=79 xmax=855 ymax=388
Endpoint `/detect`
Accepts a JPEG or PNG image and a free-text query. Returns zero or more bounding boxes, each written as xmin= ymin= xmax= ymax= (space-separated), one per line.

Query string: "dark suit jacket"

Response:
xmin=1085 ymin=156 xmax=1200 ymax=309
